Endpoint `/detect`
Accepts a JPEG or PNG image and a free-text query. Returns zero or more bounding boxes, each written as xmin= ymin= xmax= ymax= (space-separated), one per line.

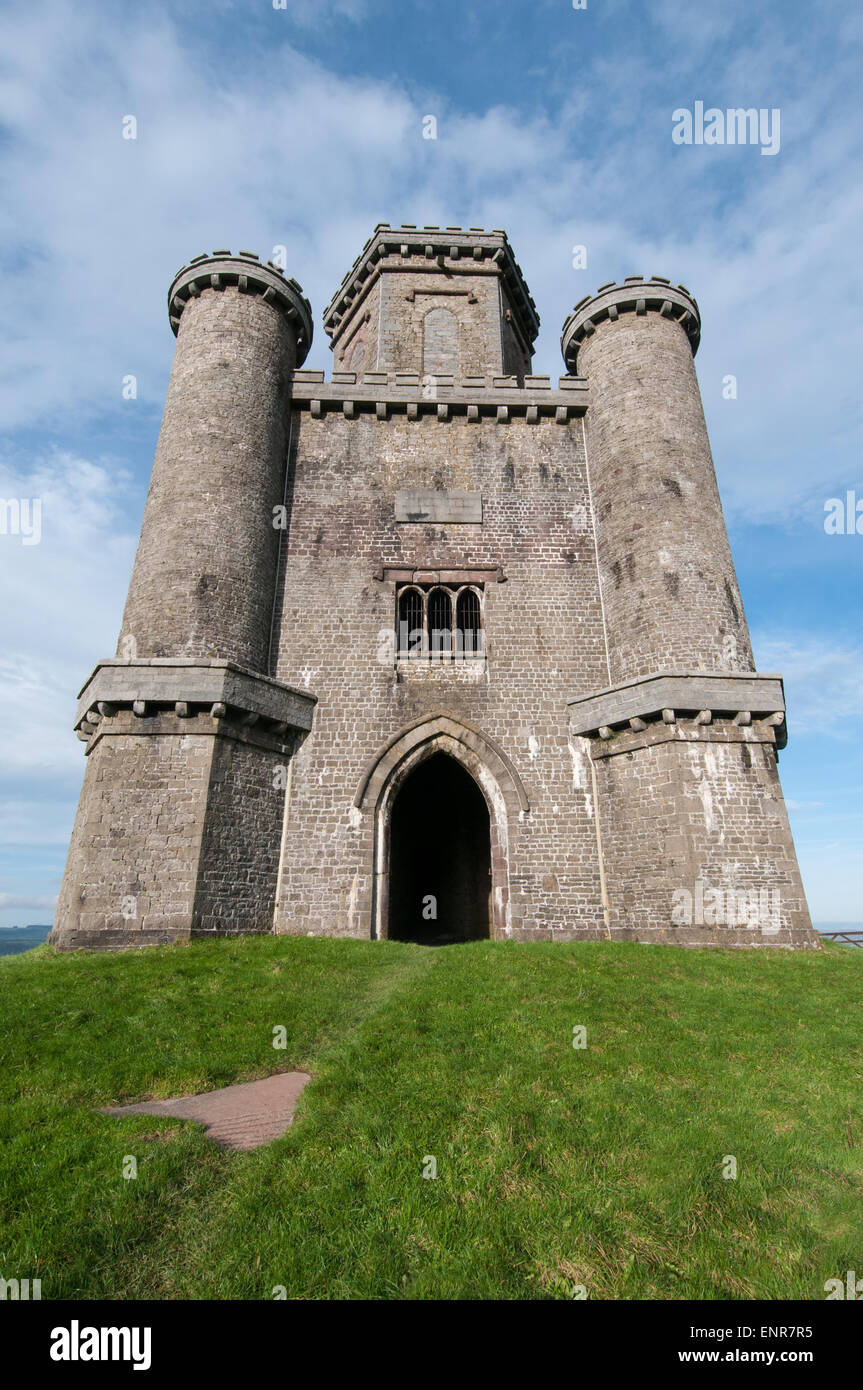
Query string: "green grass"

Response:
xmin=1 ymin=935 xmax=861 ymax=1300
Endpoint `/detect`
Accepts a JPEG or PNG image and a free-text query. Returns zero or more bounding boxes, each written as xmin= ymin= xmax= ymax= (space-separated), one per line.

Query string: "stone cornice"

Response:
xmin=288 ymin=369 xmax=587 ymax=421
xmin=167 ymin=252 xmax=314 ymax=364
xmin=81 ymin=708 xmax=300 ymax=759
xmin=568 ymin=671 xmax=788 ymax=748
xmin=74 ymin=659 xmax=316 ymax=750
xmin=322 ymin=223 xmax=540 ymax=352
xmin=589 ymin=720 xmax=783 ymax=759
xmin=561 ymin=277 xmax=701 ymax=373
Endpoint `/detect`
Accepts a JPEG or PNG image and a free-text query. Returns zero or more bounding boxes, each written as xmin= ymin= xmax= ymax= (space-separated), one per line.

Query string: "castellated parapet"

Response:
xmin=51 ymin=228 xmax=817 ymax=952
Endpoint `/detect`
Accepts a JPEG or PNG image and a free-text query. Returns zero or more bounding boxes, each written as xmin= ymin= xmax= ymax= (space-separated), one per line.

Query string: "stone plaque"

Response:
xmin=395 ymin=490 xmax=483 ymax=524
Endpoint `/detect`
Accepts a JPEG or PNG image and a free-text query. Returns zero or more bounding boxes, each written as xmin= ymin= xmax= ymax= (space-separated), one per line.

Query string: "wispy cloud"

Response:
xmin=752 ymin=633 xmax=863 ymax=737
xmin=0 ymin=892 xmax=57 ymax=911
xmin=0 ymin=450 xmax=137 ymax=775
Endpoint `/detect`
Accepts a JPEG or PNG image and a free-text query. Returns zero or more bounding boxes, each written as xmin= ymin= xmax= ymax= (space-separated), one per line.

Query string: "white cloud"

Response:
xmin=273 ymin=0 xmax=370 ymax=25
xmin=0 ymin=4 xmax=419 ymax=430
xmin=0 ymin=893 xmax=57 ymax=911
xmin=0 ymin=450 xmax=137 ymax=779
xmin=752 ymin=632 xmax=863 ymax=737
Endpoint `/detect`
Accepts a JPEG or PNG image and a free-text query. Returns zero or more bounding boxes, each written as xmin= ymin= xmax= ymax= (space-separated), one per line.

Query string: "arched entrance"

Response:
xmin=388 ymin=752 xmax=491 ymax=944
xmin=354 ymin=714 xmax=530 ymax=942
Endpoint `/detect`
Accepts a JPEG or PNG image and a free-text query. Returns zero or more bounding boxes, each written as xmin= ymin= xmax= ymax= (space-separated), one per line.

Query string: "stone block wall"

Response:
xmin=54 ymin=718 xmax=213 ymax=948
xmin=192 ymin=728 xmax=295 ymax=937
xmin=53 ymin=713 xmax=300 ymax=949
xmin=119 ymin=269 xmax=308 ymax=671
xmin=588 ymin=722 xmax=816 ymax=948
xmin=325 ymin=227 xmax=537 ymax=383
xmin=333 ymin=278 xmax=381 ymax=375
xmin=573 ymin=292 xmax=754 ymax=683
xmin=272 ymin=410 xmax=610 ymax=940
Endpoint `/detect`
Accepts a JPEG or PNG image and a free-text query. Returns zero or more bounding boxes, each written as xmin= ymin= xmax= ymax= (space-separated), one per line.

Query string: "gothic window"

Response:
xmin=395 ymin=583 xmax=484 ymax=660
xmin=397 ymin=586 xmax=424 ymax=655
xmin=428 ymin=587 xmax=452 ymax=654
xmin=456 ymin=587 xmax=482 ymax=656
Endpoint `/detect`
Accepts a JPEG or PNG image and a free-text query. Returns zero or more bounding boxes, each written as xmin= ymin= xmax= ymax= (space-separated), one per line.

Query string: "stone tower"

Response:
xmin=51 ymin=225 xmax=817 ymax=950
xmin=53 ymin=254 xmax=317 ymax=948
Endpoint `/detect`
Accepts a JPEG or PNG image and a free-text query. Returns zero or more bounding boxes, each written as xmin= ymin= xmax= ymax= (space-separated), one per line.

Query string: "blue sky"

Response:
xmin=0 ymin=0 xmax=861 ymax=925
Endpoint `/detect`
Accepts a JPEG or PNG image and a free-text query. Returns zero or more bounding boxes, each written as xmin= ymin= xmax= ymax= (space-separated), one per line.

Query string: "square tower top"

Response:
xmin=323 ymin=224 xmax=540 ymax=382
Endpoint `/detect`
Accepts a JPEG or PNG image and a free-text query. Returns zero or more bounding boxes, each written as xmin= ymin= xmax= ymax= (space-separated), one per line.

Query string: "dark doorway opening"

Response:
xmin=388 ymin=753 xmax=492 ymax=945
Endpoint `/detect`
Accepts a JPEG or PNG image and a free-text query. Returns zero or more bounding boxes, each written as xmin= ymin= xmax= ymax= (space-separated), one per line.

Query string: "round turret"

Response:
xmin=562 ymin=277 xmax=754 ymax=683
xmin=119 ymin=251 xmax=313 ymax=672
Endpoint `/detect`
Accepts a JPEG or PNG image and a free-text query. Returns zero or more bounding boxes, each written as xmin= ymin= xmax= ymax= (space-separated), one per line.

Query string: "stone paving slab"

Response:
xmin=102 ymin=1072 xmax=311 ymax=1150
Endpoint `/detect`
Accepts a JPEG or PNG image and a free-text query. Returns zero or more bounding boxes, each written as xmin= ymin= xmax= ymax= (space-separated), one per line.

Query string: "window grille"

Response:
xmin=428 ymin=588 xmax=452 ymax=655
xmin=456 ymin=588 xmax=483 ymax=656
xmin=398 ymin=587 xmax=424 ymax=655
xmin=394 ymin=583 xmax=484 ymax=661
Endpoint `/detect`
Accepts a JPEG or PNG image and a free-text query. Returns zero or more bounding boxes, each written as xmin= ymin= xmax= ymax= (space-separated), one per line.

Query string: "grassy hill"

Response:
xmin=1 ymin=935 xmax=861 ymax=1300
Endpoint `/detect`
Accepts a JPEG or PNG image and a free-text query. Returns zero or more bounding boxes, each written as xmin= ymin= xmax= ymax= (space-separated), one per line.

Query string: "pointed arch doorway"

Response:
xmin=355 ymin=714 xmax=529 ymax=943
xmin=388 ymin=752 xmax=491 ymax=944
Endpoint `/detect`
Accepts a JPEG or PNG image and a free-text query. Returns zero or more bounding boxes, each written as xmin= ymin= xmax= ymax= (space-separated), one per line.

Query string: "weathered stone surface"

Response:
xmin=119 ymin=266 xmax=303 ymax=672
xmin=570 ymin=283 xmax=753 ymax=684
xmin=51 ymin=711 xmax=300 ymax=948
xmin=272 ymin=408 xmax=610 ymax=941
xmin=586 ymin=729 xmax=815 ymax=947
xmin=324 ymin=225 xmax=538 ymax=382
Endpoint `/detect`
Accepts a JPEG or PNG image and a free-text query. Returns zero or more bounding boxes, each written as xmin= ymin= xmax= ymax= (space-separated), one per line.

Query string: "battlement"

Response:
xmin=561 ymin=276 xmax=700 ymax=373
xmin=167 ymin=251 xmax=314 ymax=364
xmin=288 ymin=367 xmax=587 ymax=420
xmin=323 ymin=223 xmax=539 ymax=342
